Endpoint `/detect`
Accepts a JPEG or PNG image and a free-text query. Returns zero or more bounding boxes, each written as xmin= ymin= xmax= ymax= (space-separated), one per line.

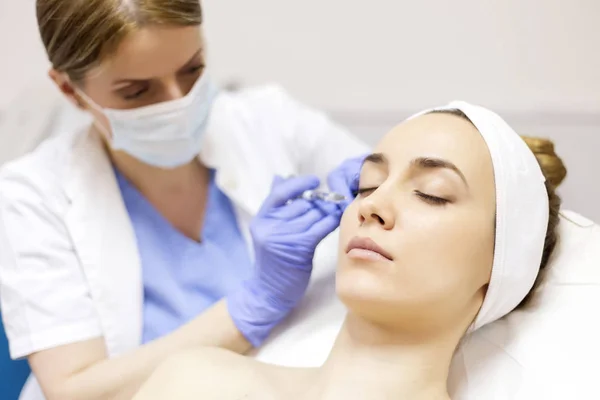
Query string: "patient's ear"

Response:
xmin=48 ymin=69 xmax=85 ymax=110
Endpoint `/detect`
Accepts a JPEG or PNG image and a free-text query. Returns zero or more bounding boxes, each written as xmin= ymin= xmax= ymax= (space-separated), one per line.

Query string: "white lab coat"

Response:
xmin=0 ymin=85 xmax=368 ymax=400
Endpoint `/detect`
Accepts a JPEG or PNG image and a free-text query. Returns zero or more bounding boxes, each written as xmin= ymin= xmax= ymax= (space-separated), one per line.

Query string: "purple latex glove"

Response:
xmin=327 ymin=154 xmax=369 ymax=210
xmin=227 ymin=175 xmax=342 ymax=347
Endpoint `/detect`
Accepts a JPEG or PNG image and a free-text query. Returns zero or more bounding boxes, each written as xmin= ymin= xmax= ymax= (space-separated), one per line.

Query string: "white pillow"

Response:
xmin=449 ymin=210 xmax=600 ymax=399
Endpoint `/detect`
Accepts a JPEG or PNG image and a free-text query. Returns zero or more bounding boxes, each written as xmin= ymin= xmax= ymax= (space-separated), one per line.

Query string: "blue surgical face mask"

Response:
xmin=78 ymin=71 xmax=218 ymax=169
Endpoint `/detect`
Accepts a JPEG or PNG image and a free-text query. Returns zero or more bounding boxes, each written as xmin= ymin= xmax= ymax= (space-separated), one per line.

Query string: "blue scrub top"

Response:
xmin=115 ymin=169 xmax=252 ymax=344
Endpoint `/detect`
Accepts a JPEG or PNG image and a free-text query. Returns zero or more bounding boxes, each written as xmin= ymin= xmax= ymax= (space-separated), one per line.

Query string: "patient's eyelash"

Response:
xmin=356 ymin=188 xmax=449 ymax=206
xmin=415 ymin=191 xmax=449 ymax=206
xmin=355 ymin=187 xmax=377 ymax=197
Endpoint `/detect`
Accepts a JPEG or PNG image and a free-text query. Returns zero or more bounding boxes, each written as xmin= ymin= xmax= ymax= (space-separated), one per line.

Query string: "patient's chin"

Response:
xmin=336 ymin=265 xmax=382 ymax=297
xmin=336 ymin=267 xmax=397 ymax=320
xmin=336 ymin=268 xmax=457 ymax=333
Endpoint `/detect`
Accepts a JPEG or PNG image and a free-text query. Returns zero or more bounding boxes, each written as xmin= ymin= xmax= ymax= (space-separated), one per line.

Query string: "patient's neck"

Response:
xmin=312 ymin=313 xmax=458 ymax=400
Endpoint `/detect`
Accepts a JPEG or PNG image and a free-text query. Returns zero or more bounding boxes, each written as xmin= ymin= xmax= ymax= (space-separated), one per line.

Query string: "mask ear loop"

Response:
xmin=67 ymin=79 xmax=113 ymax=139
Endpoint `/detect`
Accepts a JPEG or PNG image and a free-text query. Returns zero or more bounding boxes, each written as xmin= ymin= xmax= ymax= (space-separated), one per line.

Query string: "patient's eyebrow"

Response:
xmin=411 ymin=157 xmax=469 ymax=187
xmin=363 ymin=153 xmax=388 ymax=166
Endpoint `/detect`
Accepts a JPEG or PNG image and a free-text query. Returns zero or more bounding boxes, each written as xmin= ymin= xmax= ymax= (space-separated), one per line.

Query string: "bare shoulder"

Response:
xmin=134 ymin=347 xmax=283 ymax=400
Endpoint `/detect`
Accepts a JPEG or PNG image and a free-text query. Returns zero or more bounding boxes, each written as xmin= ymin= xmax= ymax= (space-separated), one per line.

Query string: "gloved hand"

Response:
xmin=327 ymin=154 xmax=369 ymax=210
xmin=227 ymin=175 xmax=342 ymax=347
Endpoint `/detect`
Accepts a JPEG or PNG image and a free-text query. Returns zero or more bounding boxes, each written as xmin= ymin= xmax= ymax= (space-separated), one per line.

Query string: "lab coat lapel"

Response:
xmin=200 ymin=127 xmax=257 ymax=258
xmin=199 ymin=123 xmax=264 ymax=216
xmin=64 ymin=131 xmax=142 ymax=356
xmin=199 ymin=97 xmax=273 ymax=256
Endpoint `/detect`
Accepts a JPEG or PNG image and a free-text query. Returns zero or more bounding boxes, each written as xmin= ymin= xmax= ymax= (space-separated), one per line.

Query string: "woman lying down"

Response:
xmin=133 ymin=101 xmax=565 ymax=400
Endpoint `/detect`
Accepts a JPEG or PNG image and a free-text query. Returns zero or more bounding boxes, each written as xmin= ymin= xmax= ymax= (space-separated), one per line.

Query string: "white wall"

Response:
xmin=202 ymin=0 xmax=600 ymax=113
xmin=1 ymin=0 xmax=599 ymax=220
xmin=0 ymin=0 xmax=49 ymax=108
xmin=210 ymin=0 xmax=600 ymax=222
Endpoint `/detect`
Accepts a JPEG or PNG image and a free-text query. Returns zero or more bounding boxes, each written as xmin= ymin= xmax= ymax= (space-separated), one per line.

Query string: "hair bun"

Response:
xmin=521 ymin=136 xmax=567 ymax=187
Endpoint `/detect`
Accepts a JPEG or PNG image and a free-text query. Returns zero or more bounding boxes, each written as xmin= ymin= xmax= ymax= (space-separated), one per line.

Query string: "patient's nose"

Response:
xmin=357 ymin=191 xmax=394 ymax=230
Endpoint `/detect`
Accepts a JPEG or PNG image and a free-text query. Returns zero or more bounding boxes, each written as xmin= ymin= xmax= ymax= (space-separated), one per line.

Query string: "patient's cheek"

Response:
xmin=337 ymin=205 xmax=357 ymax=255
xmin=339 ymin=203 xmax=359 ymax=233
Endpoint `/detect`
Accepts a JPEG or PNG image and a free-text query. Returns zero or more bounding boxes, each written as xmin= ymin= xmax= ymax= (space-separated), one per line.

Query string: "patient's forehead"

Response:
xmin=374 ymin=113 xmax=494 ymax=188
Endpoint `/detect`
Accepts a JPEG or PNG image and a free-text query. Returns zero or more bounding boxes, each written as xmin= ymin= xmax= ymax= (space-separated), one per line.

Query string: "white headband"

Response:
xmin=409 ymin=101 xmax=549 ymax=331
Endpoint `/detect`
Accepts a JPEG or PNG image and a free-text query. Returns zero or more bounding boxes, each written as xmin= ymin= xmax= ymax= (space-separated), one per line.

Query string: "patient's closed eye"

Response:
xmin=415 ymin=191 xmax=449 ymax=206
xmin=356 ymin=187 xmax=378 ymax=197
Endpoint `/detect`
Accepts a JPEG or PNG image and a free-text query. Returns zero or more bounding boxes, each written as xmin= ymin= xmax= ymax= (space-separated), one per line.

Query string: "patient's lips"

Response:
xmin=346 ymin=236 xmax=393 ymax=262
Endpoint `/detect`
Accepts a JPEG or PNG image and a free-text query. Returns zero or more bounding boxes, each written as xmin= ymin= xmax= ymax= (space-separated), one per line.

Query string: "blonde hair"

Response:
xmin=521 ymin=136 xmax=567 ymax=188
xmin=36 ymin=0 xmax=203 ymax=82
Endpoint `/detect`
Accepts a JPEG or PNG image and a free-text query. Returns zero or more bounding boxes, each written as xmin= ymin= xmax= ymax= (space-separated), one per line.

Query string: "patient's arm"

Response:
xmin=133 ymin=347 xmax=271 ymax=400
